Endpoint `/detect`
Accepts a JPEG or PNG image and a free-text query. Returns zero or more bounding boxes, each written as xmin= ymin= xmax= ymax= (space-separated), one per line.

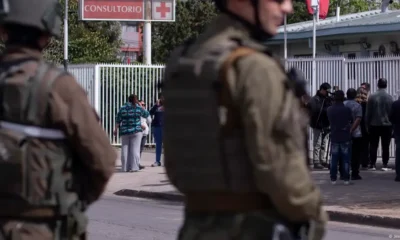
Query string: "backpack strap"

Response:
xmin=0 ymin=58 xmax=38 ymax=120
xmin=26 ymin=62 xmax=67 ymax=125
xmin=25 ymin=61 xmax=49 ymax=124
xmin=36 ymin=67 xmax=68 ymax=124
xmin=218 ymin=47 xmax=256 ymax=135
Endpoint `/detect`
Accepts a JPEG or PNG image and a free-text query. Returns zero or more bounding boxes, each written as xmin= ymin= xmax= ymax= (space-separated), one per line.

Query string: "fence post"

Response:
xmin=94 ymin=65 xmax=101 ymax=117
xmin=342 ymin=58 xmax=348 ymax=91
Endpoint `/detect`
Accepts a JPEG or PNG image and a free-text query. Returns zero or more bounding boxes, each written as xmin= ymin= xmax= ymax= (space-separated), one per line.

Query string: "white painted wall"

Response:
xmin=270 ymin=32 xmax=400 ymax=58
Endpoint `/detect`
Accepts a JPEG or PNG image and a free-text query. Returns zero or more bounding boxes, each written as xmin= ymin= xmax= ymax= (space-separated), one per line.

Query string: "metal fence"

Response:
xmin=286 ymin=56 xmax=400 ymax=159
xmin=286 ymin=56 xmax=400 ymax=99
xmin=66 ymin=56 xmax=400 ymax=158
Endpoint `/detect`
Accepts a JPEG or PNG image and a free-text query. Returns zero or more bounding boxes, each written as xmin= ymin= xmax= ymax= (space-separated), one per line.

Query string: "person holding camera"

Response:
xmin=307 ymin=83 xmax=333 ymax=169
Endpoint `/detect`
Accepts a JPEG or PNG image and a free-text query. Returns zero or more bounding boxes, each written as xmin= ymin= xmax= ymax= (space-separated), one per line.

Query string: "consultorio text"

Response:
xmin=84 ymin=5 xmax=143 ymax=13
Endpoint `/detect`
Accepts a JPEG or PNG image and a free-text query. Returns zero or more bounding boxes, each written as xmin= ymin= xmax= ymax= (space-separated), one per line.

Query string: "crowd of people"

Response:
xmin=113 ymin=93 xmax=164 ymax=172
xmin=305 ymin=79 xmax=400 ymax=184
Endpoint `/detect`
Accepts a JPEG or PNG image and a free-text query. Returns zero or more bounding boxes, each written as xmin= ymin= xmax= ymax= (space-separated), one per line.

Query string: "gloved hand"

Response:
xmin=298 ymin=211 xmax=328 ymax=240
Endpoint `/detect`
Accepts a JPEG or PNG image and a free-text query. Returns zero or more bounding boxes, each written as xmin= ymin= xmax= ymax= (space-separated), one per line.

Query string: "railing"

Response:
xmin=66 ymin=56 xmax=400 ymax=158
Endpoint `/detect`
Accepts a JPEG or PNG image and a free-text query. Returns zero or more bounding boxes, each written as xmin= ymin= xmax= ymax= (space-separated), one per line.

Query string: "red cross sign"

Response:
xmin=152 ymin=0 xmax=174 ymax=21
xmin=156 ymin=2 xmax=170 ymax=18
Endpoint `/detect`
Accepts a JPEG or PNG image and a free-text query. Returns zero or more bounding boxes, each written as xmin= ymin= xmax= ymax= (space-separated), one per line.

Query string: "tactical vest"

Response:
xmin=163 ymin=40 xmax=260 ymax=193
xmin=163 ymin=38 xmax=310 ymax=194
xmin=0 ymin=58 xmax=85 ymax=231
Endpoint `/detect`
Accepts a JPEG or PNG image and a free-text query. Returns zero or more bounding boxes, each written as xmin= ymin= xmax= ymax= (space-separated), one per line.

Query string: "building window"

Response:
xmin=347 ymin=53 xmax=356 ymax=80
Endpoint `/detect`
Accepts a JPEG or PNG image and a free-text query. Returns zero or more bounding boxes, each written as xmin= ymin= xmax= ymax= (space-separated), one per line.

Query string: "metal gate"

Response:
xmin=67 ymin=56 xmax=400 ymax=158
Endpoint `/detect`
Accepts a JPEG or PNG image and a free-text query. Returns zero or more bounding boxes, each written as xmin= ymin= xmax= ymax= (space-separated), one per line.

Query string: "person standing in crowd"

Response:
xmin=308 ymin=83 xmax=333 ymax=169
xmin=114 ymin=94 xmax=150 ymax=172
xmin=356 ymin=87 xmax=370 ymax=169
xmin=390 ymin=96 xmax=400 ymax=182
xmin=366 ymin=78 xmax=393 ymax=171
xmin=139 ymin=100 xmax=152 ymax=168
xmin=361 ymin=82 xmax=371 ymax=97
xmin=150 ymin=93 xmax=164 ymax=167
xmin=327 ymin=90 xmax=353 ymax=185
xmin=344 ymin=88 xmax=363 ymax=180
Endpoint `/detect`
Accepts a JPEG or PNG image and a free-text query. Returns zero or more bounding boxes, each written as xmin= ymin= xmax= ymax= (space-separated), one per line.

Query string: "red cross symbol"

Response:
xmin=156 ymin=1 xmax=170 ymax=18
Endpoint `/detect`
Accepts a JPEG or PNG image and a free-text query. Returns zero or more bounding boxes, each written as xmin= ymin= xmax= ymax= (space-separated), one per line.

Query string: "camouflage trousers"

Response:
xmin=178 ymin=211 xmax=298 ymax=240
xmin=0 ymin=220 xmax=85 ymax=240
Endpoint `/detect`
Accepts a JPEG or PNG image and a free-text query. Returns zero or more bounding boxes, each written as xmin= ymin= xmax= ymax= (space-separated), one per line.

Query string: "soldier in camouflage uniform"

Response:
xmin=162 ymin=0 xmax=328 ymax=239
xmin=0 ymin=0 xmax=116 ymax=239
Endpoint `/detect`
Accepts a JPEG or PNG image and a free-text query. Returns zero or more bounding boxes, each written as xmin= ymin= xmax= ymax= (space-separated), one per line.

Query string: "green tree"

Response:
xmin=288 ymin=0 xmax=400 ymax=25
xmin=288 ymin=0 xmax=312 ymax=24
xmin=151 ymin=0 xmax=218 ymax=63
xmin=44 ymin=0 xmax=123 ymax=64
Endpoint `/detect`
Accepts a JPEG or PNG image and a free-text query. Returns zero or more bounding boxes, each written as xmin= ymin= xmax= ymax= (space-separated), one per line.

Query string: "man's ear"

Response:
xmin=0 ymin=26 xmax=8 ymax=42
xmin=39 ymin=34 xmax=51 ymax=49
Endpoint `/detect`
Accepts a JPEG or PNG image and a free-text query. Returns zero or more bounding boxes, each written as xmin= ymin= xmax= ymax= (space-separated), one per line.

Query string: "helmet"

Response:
xmin=0 ymin=0 xmax=62 ymax=37
xmin=213 ymin=0 xmax=270 ymax=40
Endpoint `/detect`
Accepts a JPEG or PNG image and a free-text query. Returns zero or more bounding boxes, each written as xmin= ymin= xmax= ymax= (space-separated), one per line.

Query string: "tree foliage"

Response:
xmin=151 ymin=0 xmax=218 ymax=63
xmin=44 ymin=0 xmax=122 ymax=64
xmin=288 ymin=0 xmax=400 ymax=24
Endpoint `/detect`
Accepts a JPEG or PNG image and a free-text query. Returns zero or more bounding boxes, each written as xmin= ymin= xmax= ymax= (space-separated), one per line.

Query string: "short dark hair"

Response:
xmin=319 ymin=82 xmax=331 ymax=91
xmin=361 ymin=82 xmax=371 ymax=89
xmin=128 ymin=94 xmax=138 ymax=103
xmin=334 ymin=90 xmax=345 ymax=102
xmin=346 ymin=88 xmax=357 ymax=100
xmin=377 ymin=78 xmax=387 ymax=89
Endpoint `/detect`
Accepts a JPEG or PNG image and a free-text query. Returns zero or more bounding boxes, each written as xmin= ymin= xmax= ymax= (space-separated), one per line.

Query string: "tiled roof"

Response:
xmin=277 ymin=9 xmax=400 ymax=33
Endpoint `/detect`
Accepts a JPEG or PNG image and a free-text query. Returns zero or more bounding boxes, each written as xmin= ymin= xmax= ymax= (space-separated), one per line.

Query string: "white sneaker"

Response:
xmin=344 ymin=181 xmax=350 ymax=185
xmin=331 ymin=181 xmax=337 ymax=185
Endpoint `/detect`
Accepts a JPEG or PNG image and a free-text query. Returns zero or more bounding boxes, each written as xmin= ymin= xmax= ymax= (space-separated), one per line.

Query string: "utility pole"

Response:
xmin=311 ymin=0 xmax=318 ymax=95
xmin=63 ymin=0 xmax=69 ymax=71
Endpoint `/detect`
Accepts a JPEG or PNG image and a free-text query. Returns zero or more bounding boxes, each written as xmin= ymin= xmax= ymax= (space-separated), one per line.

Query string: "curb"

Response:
xmin=114 ymin=189 xmax=400 ymax=229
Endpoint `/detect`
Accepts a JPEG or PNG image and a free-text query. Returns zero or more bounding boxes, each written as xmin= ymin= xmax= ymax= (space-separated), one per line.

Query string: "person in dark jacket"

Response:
xmin=307 ymin=82 xmax=333 ymax=169
xmin=356 ymin=87 xmax=370 ymax=169
xmin=344 ymin=88 xmax=363 ymax=180
xmin=327 ymin=90 xmax=353 ymax=185
xmin=366 ymin=78 xmax=393 ymax=171
xmin=149 ymin=93 xmax=165 ymax=167
xmin=390 ymin=96 xmax=400 ymax=182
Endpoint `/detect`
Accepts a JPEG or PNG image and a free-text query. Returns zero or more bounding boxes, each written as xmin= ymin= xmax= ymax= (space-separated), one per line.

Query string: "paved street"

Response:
xmin=87 ymin=195 xmax=400 ymax=240
xmin=107 ymin=151 xmax=400 ymax=220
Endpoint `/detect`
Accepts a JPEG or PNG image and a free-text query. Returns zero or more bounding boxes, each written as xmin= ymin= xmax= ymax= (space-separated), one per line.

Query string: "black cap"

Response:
xmin=320 ymin=82 xmax=331 ymax=91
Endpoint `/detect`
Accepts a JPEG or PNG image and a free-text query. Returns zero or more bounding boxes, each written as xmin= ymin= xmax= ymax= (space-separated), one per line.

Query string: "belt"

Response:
xmin=185 ymin=192 xmax=272 ymax=212
xmin=0 ymin=207 xmax=57 ymax=219
xmin=0 ymin=121 xmax=66 ymax=139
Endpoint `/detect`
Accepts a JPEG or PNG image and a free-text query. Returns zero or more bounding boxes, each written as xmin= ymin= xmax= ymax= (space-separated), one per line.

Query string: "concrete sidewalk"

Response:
xmin=105 ymin=150 xmax=400 ymax=229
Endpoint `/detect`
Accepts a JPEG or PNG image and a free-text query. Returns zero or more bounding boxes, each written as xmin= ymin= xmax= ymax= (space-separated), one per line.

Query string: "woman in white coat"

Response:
xmin=139 ymin=100 xmax=152 ymax=168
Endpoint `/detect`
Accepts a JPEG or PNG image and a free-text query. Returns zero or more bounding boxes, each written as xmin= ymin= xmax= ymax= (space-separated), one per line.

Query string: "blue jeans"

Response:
xmin=396 ymin=136 xmax=400 ymax=177
xmin=153 ymin=126 xmax=163 ymax=164
xmin=330 ymin=141 xmax=351 ymax=181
